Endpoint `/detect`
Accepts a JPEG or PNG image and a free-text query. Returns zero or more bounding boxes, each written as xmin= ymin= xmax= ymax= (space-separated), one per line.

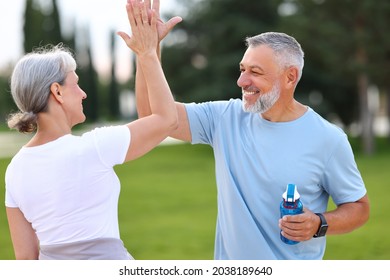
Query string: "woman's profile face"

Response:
xmin=59 ymin=71 xmax=88 ymax=126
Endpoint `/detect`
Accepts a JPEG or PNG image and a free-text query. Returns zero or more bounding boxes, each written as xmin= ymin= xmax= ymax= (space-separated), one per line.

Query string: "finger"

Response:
xmin=282 ymin=213 xmax=305 ymax=223
xmin=150 ymin=9 xmax=158 ymax=30
xmin=144 ymin=0 xmax=152 ymax=20
xmin=281 ymin=230 xmax=303 ymax=242
xmin=140 ymin=1 xmax=149 ymax=24
xmin=145 ymin=0 xmax=151 ymax=10
xmin=166 ymin=16 xmax=183 ymax=31
xmin=116 ymin=31 xmax=132 ymax=47
xmin=153 ymin=0 xmax=160 ymax=15
xmin=131 ymin=1 xmax=144 ymax=25
xmin=125 ymin=1 xmax=137 ymax=27
xmin=131 ymin=0 xmax=142 ymax=26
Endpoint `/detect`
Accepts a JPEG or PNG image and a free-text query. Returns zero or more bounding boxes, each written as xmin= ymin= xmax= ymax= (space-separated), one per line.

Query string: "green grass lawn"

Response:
xmin=0 ymin=140 xmax=389 ymax=260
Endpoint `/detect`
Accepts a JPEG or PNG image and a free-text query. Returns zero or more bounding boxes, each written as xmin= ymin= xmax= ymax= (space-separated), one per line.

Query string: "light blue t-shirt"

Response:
xmin=185 ymin=99 xmax=366 ymax=260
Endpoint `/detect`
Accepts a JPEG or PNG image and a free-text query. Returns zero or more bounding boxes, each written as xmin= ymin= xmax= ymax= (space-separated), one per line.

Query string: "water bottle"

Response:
xmin=280 ymin=183 xmax=303 ymax=245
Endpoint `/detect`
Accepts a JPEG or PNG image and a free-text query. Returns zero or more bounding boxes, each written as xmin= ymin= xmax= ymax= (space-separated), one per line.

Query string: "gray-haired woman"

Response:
xmin=5 ymin=0 xmax=181 ymax=260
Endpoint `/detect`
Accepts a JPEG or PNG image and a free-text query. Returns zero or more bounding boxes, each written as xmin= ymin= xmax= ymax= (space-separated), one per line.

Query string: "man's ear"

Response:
xmin=285 ymin=66 xmax=299 ymax=89
xmin=50 ymin=83 xmax=63 ymax=103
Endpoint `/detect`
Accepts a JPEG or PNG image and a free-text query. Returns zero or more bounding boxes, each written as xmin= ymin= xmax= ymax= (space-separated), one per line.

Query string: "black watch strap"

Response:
xmin=313 ymin=213 xmax=328 ymax=238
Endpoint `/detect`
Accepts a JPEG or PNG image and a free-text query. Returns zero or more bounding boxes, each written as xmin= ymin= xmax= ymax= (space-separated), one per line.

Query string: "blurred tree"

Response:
xmin=21 ymin=0 xmax=103 ymax=123
xmin=76 ymin=28 xmax=100 ymax=123
xmin=0 ymin=75 xmax=15 ymax=124
xmin=280 ymin=0 xmax=390 ymax=154
xmin=162 ymin=0 xmax=283 ymax=103
xmin=23 ymin=0 xmax=45 ymax=52
xmin=162 ymin=0 xmax=389 ymax=154
xmin=23 ymin=0 xmax=63 ymax=52
xmin=364 ymin=1 xmax=390 ymax=141
xmin=108 ymin=30 xmax=120 ymax=120
xmin=45 ymin=0 xmax=62 ymax=45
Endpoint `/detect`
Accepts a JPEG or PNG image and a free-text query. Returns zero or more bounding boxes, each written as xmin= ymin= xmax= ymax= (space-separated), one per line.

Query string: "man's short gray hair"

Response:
xmin=245 ymin=32 xmax=304 ymax=81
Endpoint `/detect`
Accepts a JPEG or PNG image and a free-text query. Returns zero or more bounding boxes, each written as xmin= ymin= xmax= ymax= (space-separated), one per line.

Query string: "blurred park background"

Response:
xmin=0 ymin=0 xmax=390 ymax=259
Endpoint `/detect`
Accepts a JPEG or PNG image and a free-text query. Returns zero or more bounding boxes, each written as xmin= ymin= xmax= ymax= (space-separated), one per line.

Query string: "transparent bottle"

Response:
xmin=280 ymin=183 xmax=303 ymax=245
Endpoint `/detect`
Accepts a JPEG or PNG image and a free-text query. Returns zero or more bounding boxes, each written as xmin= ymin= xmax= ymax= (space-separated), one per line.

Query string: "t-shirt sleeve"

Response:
xmin=5 ymin=182 xmax=17 ymax=208
xmin=185 ymin=100 xmax=232 ymax=145
xmin=5 ymin=159 xmax=19 ymax=208
xmin=323 ymin=135 xmax=367 ymax=205
xmin=86 ymin=125 xmax=131 ymax=167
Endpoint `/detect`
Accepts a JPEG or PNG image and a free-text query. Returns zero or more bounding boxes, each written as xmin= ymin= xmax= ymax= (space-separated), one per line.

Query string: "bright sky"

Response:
xmin=0 ymin=0 xmax=180 ymax=81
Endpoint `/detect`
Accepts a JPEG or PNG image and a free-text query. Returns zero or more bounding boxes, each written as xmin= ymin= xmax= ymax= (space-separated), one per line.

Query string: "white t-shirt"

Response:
xmin=5 ymin=125 xmax=131 ymax=246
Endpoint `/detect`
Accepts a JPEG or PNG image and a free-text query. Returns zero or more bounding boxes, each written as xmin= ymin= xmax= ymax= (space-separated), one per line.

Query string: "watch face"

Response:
xmin=317 ymin=225 xmax=328 ymax=237
xmin=314 ymin=213 xmax=328 ymax=238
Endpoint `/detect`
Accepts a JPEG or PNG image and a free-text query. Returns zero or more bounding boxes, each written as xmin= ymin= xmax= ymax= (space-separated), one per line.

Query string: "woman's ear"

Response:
xmin=50 ymin=83 xmax=63 ymax=103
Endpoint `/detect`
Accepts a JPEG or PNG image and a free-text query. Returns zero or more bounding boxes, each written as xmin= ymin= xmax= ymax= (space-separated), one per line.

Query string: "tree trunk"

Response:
xmin=357 ymin=71 xmax=374 ymax=155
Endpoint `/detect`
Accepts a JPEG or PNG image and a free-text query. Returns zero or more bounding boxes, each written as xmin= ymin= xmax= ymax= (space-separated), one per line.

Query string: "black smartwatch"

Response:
xmin=313 ymin=213 xmax=328 ymax=238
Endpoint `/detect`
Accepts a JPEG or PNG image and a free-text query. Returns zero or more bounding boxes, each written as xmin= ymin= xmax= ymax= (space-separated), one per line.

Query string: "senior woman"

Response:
xmin=5 ymin=0 xmax=180 ymax=260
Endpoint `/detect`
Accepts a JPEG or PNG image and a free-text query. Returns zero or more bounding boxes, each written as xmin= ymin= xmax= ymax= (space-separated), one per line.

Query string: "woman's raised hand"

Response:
xmin=117 ymin=0 xmax=158 ymax=57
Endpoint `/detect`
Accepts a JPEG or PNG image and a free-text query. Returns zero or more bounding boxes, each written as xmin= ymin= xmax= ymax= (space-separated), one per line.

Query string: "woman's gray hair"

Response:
xmin=7 ymin=44 xmax=77 ymax=133
xmin=245 ymin=32 xmax=305 ymax=82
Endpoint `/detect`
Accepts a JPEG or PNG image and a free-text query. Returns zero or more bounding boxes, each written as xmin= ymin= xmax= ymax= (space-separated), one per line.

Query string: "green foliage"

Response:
xmin=0 ymin=0 xmax=119 ymax=125
xmin=162 ymin=0 xmax=282 ymax=102
xmin=78 ymin=42 xmax=100 ymax=123
xmin=1 ymin=141 xmax=389 ymax=260
xmin=2 ymin=0 xmax=389 ymax=147
xmin=108 ymin=31 xmax=120 ymax=120
xmin=280 ymin=0 xmax=390 ymax=126
xmin=0 ymin=75 xmax=15 ymax=124
xmin=23 ymin=0 xmax=44 ymax=52
xmin=23 ymin=0 xmax=63 ymax=52
xmin=162 ymin=0 xmax=390 ymax=142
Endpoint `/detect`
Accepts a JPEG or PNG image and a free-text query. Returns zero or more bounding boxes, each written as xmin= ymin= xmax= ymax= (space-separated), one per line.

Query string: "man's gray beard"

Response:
xmin=242 ymin=83 xmax=280 ymax=114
